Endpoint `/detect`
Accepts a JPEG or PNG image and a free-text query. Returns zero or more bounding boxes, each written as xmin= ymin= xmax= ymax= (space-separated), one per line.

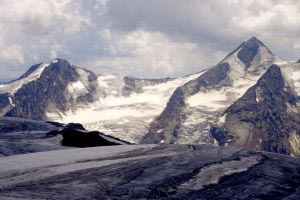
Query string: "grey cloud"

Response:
xmin=106 ymin=0 xmax=300 ymax=58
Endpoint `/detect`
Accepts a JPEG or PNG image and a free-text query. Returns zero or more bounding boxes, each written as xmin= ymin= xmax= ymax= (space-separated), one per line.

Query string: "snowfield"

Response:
xmin=0 ymin=145 xmax=299 ymax=199
xmin=58 ymin=72 xmax=205 ymax=143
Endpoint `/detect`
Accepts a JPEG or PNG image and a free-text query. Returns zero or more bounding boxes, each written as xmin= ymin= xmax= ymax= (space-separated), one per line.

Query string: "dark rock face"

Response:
xmin=237 ymin=37 xmax=273 ymax=68
xmin=49 ymin=128 xmax=122 ymax=147
xmin=0 ymin=93 xmax=12 ymax=116
xmin=0 ymin=145 xmax=299 ymax=199
xmin=141 ymin=63 xmax=231 ymax=144
xmin=212 ymin=65 xmax=300 ymax=156
xmin=5 ymin=59 xmax=99 ymax=120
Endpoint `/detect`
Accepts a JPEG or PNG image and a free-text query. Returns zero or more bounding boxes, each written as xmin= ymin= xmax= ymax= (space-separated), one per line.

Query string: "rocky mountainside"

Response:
xmin=1 ymin=37 xmax=300 ymax=156
xmin=212 ymin=64 xmax=300 ymax=156
xmin=0 ymin=60 xmax=201 ymax=143
xmin=0 ymin=144 xmax=299 ymax=199
xmin=141 ymin=37 xmax=278 ymax=144
xmin=0 ymin=59 xmax=100 ymax=120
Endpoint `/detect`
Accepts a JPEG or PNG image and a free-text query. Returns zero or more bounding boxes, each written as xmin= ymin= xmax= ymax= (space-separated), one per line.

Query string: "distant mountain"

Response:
xmin=141 ymin=37 xmax=278 ymax=144
xmin=1 ymin=37 xmax=300 ymax=156
xmin=212 ymin=64 xmax=300 ymax=156
xmin=141 ymin=38 xmax=300 ymax=156
xmin=0 ymin=59 xmax=100 ymax=120
xmin=0 ymin=59 xmax=201 ymax=143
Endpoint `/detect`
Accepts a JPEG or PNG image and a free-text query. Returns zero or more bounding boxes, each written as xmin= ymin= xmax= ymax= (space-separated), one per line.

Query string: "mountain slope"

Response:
xmin=58 ymin=72 xmax=203 ymax=143
xmin=1 ymin=37 xmax=299 ymax=156
xmin=0 ymin=59 xmax=100 ymax=120
xmin=141 ymin=37 xmax=278 ymax=144
xmin=0 ymin=145 xmax=299 ymax=199
xmin=0 ymin=59 xmax=202 ymax=143
xmin=0 ymin=117 xmax=127 ymax=156
xmin=212 ymin=64 xmax=300 ymax=156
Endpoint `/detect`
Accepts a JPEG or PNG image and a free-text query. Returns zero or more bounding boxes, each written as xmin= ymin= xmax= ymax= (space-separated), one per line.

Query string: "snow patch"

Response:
xmin=248 ymin=46 xmax=276 ymax=71
xmin=218 ymin=113 xmax=226 ymax=125
xmin=67 ymin=81 xmax=88 ymax=97
xmin=179 ymin=155 xmax=260 ymax=190
xmin=8 ymin=97 xmax=14 ymax=107
xmin=280 ymin=63 xmax=300 ymax=95
xmin=222 ymin=52 xmax=246 ymax=80
xmin=187 ymin=74 xmax=259 ymax=111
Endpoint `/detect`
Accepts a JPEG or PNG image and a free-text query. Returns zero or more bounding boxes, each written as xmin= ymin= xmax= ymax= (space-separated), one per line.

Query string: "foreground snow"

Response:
xmin=0 ymin=145 xmax=299 ymax=199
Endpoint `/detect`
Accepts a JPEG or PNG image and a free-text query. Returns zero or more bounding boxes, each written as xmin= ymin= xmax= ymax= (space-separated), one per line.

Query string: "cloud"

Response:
xmin=88 ymin=29 xmax=225 ymax=77
xmin=0 ymin=45 xmax=24 ymax=64
xmin=0 ymin=0 xmax=299 ymax=80
xmin=0 ymin=0 xmax=91 ymax=79
xmin=105 ymin=0 xmax=300 ymax=58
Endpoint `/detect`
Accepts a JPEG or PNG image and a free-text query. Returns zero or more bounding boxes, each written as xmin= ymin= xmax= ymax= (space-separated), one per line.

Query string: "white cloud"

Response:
xmin=0 ymin=0 xmax=91 ymax=79
xmin=0 ymin=45 xmax=24 ymax=64
xmin=0 ymin=0 xmax=90 ymax=35
xmin=91 ymin=29 xmax=224 ymax=77
xmin=0 ymin=0 xmax=300 ymax=80
xmin=106 ymin=0 xmax=300 ymax=59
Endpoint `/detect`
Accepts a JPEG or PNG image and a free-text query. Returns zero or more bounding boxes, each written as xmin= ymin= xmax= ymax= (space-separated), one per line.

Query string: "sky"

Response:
xmin=0 ymin=0 xmax=300 ymax=80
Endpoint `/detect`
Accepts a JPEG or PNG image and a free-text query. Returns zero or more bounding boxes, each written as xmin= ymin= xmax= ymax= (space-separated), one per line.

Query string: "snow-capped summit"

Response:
xmin=218 ymin=37 xmax=277 ymax=80
xmin=0 ymin=59 xmax=100 ymax=120
xmin=1 ymin=37 xmax=300 ymax=156
xmin=141 ymin=37 xmax=279 ymax=145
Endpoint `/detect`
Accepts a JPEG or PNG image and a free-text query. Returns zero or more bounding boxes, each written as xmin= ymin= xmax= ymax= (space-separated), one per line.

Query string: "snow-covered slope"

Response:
xmin=142 ymin=37 xmax=278 ymax=145
xmin=0 ymin=58 xmax=204 ymax=143
xmin=0 ymin=62 xmax=50 ymax=94
xmin=0 ymin=117 xmax=128 ymax=156
xmin=212 ymin=64 xmax=300 ymax=156
xmin=2 ymin=37 xmax=300 ymax=154
xmin=0 ymin=117 xmax=68 ymax=156
xmin=58 ymin=72 xmax=204 ymax=143
xmin=0 ymin=145 xmax=299 ymax=199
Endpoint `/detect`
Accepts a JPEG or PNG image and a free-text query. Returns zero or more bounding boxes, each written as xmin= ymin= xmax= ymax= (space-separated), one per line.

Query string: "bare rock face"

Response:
xmin=212 ymin=65 xmax=300 ymax=156
xmin=2 ymin=59 xmax=100 ymax=120
xmin=0 ymin=145 xmax=299 ymax=199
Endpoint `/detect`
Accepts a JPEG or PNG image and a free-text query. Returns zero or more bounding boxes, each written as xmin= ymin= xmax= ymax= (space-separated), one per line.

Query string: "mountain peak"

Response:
xmin=245 ymin=36 xmax=265 ymax=46
xmin=219 ymin=36 xmax=275 ymax=74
